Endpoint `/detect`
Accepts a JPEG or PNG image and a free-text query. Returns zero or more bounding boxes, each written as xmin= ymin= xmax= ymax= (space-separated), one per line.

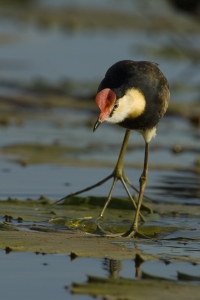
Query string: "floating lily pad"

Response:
xmin=71 ymin=274 xmax=200 ymax=300
xmin=0 ymin=195 xmax=200 ymax=264
xmin=141 ymin=270 xmax=172 ymax=280
xmin=0 ymin=223 xmax=19 ymax=231
xmin=177 ymin=271 xmax=200 ymax=281
xmin=165 ymin=230 xmax=200 ymax=240
xmin=61 ymin=195 xmax=153 ymax=213
xmin=49 ymin=216 xmax=93 ymax=228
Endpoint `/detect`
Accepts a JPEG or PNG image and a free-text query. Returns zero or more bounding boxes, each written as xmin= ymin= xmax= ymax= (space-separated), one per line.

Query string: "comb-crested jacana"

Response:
xmin=59 ymin=60 xmax=170 ymax=238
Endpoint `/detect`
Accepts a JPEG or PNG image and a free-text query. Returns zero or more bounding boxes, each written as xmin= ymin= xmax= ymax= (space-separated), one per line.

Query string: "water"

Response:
xmin=1 ymin=250 xmax=200 ymax=300
xmin=0 ymin=109 xmax=199 ymax=202
xmin=0 ymin=0 xmax=200 ymax=101
xmin=0 ymin=251 xmax=101 ymax=300
xmin=0 ymin=1 xmax=199 ymax=299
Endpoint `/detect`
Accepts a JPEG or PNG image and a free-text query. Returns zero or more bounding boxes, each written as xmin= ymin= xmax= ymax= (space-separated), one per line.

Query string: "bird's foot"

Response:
xmin=122 ymin=228 xmax=149 ymax=239
xmin=97 ymin=214 xmax=103 ymax=222
xmin=91 ymin=223 xmax=111 ymax=236
xmin=54 ymin=171 xmax=146 ymax=222
xmin=91 ymin=228 xmax=149 ymax=239
xmin=89 ymin=218 xmax=149 ymax=239
xmin=89 ymin=218 xmax=126 ymax=237
xmin=87 ymin=220 xmax=123 ymax=237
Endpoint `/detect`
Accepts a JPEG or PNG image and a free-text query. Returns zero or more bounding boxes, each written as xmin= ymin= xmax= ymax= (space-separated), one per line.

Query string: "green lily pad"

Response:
xmin=141 ymin=270 xmax=172 ymax=280
xmin=165 ymin=230 xmax=200 ymax=240
xmin=177 ymin=271 xmax=200 ymax=281
xmin=0 ymin=195 xmax=200 ymax=263
xmin=49 ymin=216 xmax=93 ymax=227
xmin=71 ymin=274 xmax=200 ymax=300
xmin=61 ymin=195 xmax=153 ymax=213
xmin=0 ymin=223 xmax=19 ymax=231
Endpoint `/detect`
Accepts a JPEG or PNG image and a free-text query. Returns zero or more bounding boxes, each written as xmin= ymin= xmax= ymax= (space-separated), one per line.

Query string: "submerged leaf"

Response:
xmin=61 ymin=195 xmax=153 ymax=213
xmin=49 ymin=216 xmax=93 ymax=228
xmin=141 ymin=270 xmax=172 ymax=281
xmin=165 ymin=230 xmax=200 ymax=240
xmin=177 ymin=271 xmax=200 ymax=281
xmin=0 ymin=223 xmax=19 ymax=231
xmin=71 ymin=274 xmax=200 ymax=300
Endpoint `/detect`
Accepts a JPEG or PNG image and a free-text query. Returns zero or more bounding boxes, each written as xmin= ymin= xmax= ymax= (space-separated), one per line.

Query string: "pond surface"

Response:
xmin=2 ymin=249 xmax=200 ymax=300
xmin=0 ymin=109 xmax=199 ymax=202
xmin=0 ymin=1 xmax=199 ymax=299
xmin=0 ymin=0 xmax=200 ymax=101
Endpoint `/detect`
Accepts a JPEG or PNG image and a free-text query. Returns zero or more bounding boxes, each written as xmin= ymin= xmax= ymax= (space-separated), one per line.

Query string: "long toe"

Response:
xmin=122 ymin=229 xmax=149 ymax=239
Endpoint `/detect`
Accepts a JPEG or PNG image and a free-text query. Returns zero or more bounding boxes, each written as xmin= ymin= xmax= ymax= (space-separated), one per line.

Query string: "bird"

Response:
xmin=59 ymin=60 xmax=170 ymax=238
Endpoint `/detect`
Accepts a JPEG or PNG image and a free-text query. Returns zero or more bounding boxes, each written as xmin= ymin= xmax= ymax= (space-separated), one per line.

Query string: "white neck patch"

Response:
xmin=105 ymin=88 xmax=146 ymax=124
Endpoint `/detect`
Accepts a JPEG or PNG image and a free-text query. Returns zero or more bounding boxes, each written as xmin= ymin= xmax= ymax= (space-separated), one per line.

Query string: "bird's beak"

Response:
xmin=93 ymin=119 xmax=101 ymax=132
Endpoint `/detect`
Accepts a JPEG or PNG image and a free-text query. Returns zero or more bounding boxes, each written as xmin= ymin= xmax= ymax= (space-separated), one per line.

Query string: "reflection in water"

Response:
xmin=150 ymin=171 xmax=200 ymax=202
xmin=134 ymin=254 xmax=144 ymax=278
xmin=102 ymin=258 xmax=122 ymax=279
xmin=102 ymin=255 xmax=144 ymax=279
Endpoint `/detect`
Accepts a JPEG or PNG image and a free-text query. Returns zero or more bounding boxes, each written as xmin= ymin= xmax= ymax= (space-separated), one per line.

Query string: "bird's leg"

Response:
xmin=123 ymin=142 xmax=149 ymax=238
xmin=56 ymin=129 xmax=144 ymax=222
xmin=55 ymin=129 xmax=132 ymax=207
xmin=54 ymin=132 xmax=131 ymax=205
xmin=97 ymin=129 xmax=131 ymax=218
xmin=113 ymin=129 xmax=131 ymax=177
xmin=98 ymin=129 xmax=144 ymax=222
xmin=97 ymin=177 xmax=118 ymax=219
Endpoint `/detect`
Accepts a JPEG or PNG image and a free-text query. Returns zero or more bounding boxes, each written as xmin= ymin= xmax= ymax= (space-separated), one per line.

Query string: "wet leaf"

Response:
xmin=0 ymin=196 xmax=200 ymax=263
xmin=141 ymin=45 xmax=200 ymax=61
xmin=141 ymin=270 xmax=172 ymax=280
xmin=0 ymin=223 xmax=19 ymax=231
xmin=0 ymin=230 xmax=140 ymax=258
xmin=4 ymin=246 xmax=25 ymax=252
xmin=71 ymin=275 xmax=200 ymax=300
xmin=3 ymin=5 xmax=200 ymax=33
xmin=177 ymin=271 xmax=200 ymax=281
xmin=49 ymin=216 xmax=93 ymax=228
xmin=61 ymin=195 xmax=153 ymax=213
xmin=165 ymin=230 xmax=200 ymax=240
xmin=0 ymin=143 xmax=84 ymax=165
xmin=139 ymin=225 xmax=179 ymax=238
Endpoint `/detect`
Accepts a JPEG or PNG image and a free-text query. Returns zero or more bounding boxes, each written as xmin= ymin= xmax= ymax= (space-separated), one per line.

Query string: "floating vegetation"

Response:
xmin=137 ymin=45 xmax=200 ymax=61
xmin=71 ymin=274 xmax=200 ymax=299
xmin=1 ymin=143 xmax=79 ymax=165
xmin=0 ymin=195 xmax=200 ymax=259
xmin=1 ymin=5 xmax=200 ymax=34
xmin=60 ymin=195 xmax=153 ymax=213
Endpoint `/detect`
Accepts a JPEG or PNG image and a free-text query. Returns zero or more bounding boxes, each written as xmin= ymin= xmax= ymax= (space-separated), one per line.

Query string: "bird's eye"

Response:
xmin=109 ymin=101 xmax=119 ymax=118
xmin=114 ymin=102 xmax=119 ymax=109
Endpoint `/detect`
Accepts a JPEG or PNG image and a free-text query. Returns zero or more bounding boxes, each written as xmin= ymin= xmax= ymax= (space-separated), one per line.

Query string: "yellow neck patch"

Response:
xmin=105 ymin=88 xmax=146 ymax=125
xmin=119 ymin=88 xmax=146 ymax=119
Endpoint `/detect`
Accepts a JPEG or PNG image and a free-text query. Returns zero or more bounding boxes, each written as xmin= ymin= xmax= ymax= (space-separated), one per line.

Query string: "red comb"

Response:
xmin=95 ymin=88 xmax=116 ymax=111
